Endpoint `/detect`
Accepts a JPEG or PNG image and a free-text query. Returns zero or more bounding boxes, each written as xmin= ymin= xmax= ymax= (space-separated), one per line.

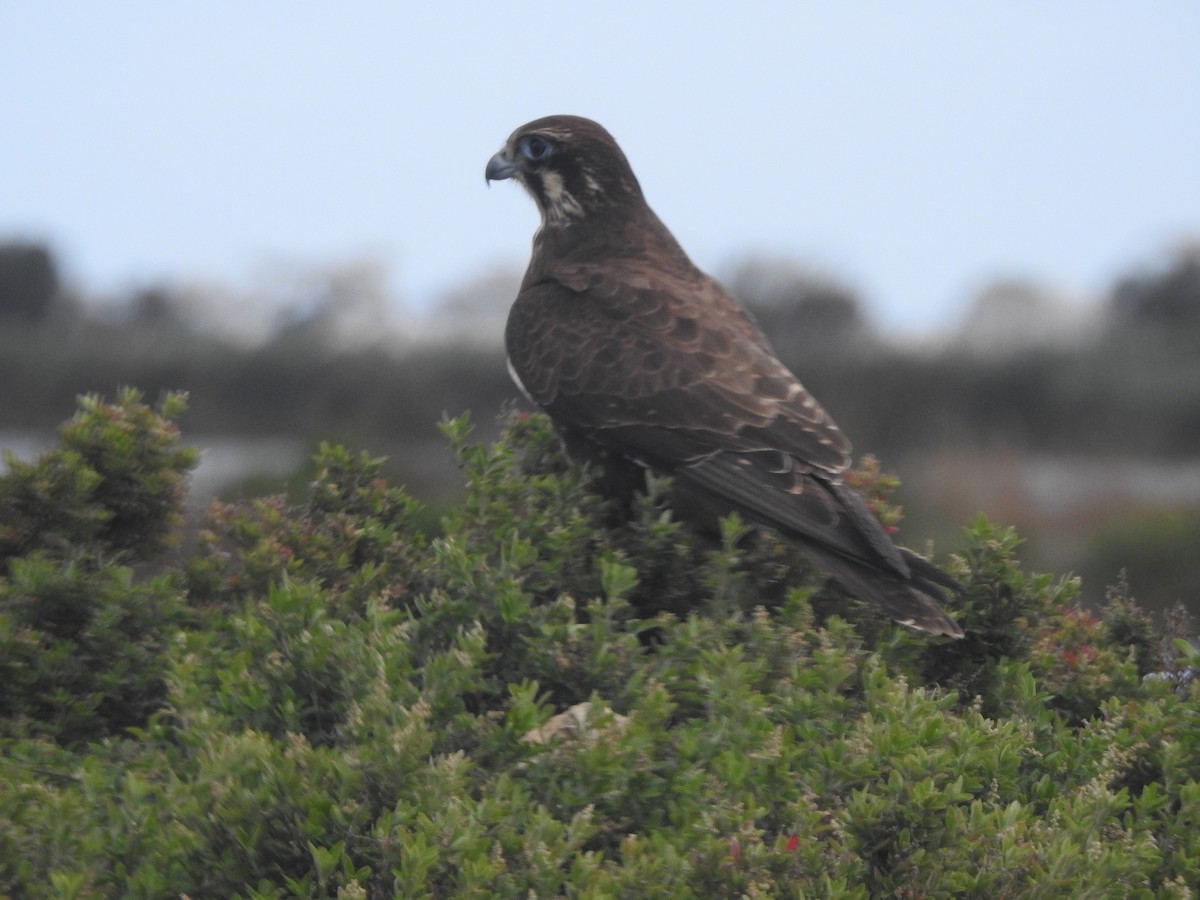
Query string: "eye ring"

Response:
xmin=518 ymin=135 xmax=554 ymax=161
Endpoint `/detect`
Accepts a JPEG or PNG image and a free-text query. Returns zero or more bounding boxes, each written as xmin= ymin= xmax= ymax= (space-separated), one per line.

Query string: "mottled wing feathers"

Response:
xmin=674 ymin=454 xmax=906 ymax=567
xmin=505 ymin=267 xmax=851 ymax=475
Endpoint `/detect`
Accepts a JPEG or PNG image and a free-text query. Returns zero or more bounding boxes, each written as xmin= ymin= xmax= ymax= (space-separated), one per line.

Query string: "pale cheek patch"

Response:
xmin=540 ymin=170 xmax=585 ymax=225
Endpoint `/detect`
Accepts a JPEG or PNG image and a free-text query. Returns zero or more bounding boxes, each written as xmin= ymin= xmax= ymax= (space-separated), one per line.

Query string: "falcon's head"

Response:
xmin=486 ymin=115 xmax=645 ymax=227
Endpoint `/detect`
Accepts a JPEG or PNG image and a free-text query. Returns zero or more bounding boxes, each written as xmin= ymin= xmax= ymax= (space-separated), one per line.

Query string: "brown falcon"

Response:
xmin=486 ymin=115 xmax=963 ymax=638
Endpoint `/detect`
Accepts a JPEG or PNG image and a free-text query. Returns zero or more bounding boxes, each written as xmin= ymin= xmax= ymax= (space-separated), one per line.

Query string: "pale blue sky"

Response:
xmin=3 ymin=2 xmax=1198 ymax=332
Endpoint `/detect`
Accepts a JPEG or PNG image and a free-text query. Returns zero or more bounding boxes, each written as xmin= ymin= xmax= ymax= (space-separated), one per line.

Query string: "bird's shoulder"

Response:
xmin=505 ymin=255 xmax=852 ymax=473
xmin=506 ymin=255 xmax=771 ymax=398
xmin=510 ymin=252 xmax=770 ymax=363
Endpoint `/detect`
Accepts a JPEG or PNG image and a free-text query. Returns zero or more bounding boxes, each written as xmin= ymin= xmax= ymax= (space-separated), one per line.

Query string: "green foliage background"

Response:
xmin=1 ymin=392 xmax=1198 ymax=897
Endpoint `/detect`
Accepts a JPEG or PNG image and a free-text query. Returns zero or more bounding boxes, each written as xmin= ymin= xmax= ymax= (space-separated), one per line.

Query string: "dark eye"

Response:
xmin=518 ymin=135 xmax=554 ymax=161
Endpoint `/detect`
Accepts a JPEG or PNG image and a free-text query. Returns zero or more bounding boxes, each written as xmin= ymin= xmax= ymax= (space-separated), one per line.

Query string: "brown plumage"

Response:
xmin=486 ymin=115 xmax=963 ymax=638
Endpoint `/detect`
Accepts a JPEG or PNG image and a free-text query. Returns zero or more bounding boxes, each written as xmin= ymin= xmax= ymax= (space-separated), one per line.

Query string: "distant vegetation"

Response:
xmin=2 ymin=239 xmax=1199 ymax=614
xmin=2 ymin=391 xmax=1198 ymax=896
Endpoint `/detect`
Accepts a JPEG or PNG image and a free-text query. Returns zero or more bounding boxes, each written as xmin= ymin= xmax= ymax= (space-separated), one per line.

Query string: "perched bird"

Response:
xmin=486 ymin=115 xmax=963 ymax=638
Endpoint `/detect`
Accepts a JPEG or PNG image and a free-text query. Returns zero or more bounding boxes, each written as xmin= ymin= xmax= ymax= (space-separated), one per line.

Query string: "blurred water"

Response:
xmin=1020 ymin=455 xmax=1200 ymax=512
xmin=901 ymin=451 xmax=1200 ymax=522
xmin=0 ymin=431 xmax=308 ymax=500
xmin=5 ymin=429 xmax=1200 ymax=516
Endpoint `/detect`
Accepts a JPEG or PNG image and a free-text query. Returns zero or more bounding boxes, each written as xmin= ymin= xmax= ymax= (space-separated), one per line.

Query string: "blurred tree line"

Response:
xmin=2 ymin=239 xmax=1198 ymax=612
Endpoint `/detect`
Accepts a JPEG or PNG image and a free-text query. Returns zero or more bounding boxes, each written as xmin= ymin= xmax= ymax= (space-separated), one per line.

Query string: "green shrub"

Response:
xmin=0 ymin=390 xmax=194 ymax=745
xmin=0 ymin=555 xmax=181 ymax=744
xmin=0 ymin=387 xmax=195 ymax=564
xmin=1 ymin=399 xmax=1198 ymax=897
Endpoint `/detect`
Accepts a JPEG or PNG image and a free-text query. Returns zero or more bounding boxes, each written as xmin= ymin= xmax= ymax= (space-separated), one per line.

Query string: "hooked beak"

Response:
xmin=485 ymin=150 xmax=519 ymax=184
